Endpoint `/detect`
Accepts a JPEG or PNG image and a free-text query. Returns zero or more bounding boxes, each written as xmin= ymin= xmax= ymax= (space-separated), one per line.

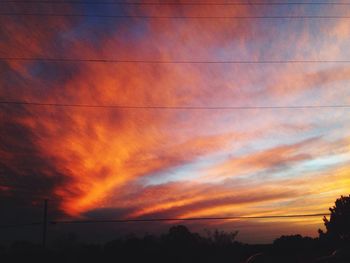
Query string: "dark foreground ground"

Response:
xmin=1 ymin=226 xmax=349 ymax=263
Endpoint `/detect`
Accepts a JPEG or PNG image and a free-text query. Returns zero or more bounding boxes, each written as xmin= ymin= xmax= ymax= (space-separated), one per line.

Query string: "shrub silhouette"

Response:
xmin=319 ymin=195 xmax=350 ymax=242
xmin=205 ymin=229 xmax=238 ymax=246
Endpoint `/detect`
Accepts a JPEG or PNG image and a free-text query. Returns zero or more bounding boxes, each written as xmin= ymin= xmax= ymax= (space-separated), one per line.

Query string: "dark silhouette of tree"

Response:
xmin=272 ymin=234 xmax=319 ymax=262
xmin=319 ymin=195 xmax=350 ymax=242
xmin=5 ymin=220 xmax=350 ymax=263
xmin=273 ymin=234 xmax=315 ymax=250
xmin=166 ymin=225 xmax=197 ymax=243
xmin=205 ymin=229 xmax=238 ymax=246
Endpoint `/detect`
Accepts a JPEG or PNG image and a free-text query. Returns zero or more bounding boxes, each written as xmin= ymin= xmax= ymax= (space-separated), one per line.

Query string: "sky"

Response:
xmin=0 ymin=1 xmax=350 ymax=244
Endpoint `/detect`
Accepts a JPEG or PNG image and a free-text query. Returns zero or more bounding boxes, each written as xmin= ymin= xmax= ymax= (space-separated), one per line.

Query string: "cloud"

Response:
xmin=203 ymin=138 xmax=318 ymax=180
xmin=0 ymin=104 xmax=68 ymax=223
xmin=1 ymin=1 xmax=350 ymax=242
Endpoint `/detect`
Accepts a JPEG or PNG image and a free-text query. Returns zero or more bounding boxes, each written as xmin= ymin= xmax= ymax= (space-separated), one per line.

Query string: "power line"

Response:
xmin=2 ymin=1 xmax=350 ymax=6
xmin=0 ymin=213 xmax=330 ymax=228
xmin=2 ymin=57 xmax=350 ymax=64
xmin=1 ymin=13 xmax=350 ymax=19
xmin=1 ymin=101 xmax=350 ymax=110
xmin=50 ymin=213 xmax=330 ymax=224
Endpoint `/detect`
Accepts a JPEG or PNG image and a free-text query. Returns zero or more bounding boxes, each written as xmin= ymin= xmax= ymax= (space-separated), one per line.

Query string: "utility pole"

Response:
xmin=42 ymin=199 xmax=48 ymax=249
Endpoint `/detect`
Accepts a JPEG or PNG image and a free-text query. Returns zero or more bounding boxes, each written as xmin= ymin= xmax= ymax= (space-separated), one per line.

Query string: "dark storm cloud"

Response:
xmin=0 ymin=104 xmax=69 ymax=225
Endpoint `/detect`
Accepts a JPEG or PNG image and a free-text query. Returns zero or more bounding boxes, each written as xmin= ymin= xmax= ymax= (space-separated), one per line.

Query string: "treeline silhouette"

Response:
xmin=1 ymin=195 xmax=349 ymax=263
xmin=1 ymin=226 xmax=349 ymax=263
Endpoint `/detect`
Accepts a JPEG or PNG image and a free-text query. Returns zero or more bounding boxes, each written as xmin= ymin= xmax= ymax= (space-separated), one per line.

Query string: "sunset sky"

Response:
xmin=0 ymin=1 xmax=350 ymax=243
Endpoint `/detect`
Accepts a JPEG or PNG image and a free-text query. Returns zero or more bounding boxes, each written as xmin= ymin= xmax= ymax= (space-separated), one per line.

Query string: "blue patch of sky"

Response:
xmin=297 ymin=153 xmax=350 ymax=172
xmin=140 ymin=129 xmax=336 ymax=186
xmin=265 ymin=154 xmax=350 ymax=182
xmin=224 ymin=131 xmax=318 ymax=159
xmin=140 ymin=162 xmax=204 ymax=186
xmin=58 ymin=4 xmax=150 ymax=51
xmin=214 ymin=152 xmax=350 ymax=185
xmin=212 ymin=8 xmax=343 ymax=62
xmin=210 ymin=29 xmax=267 ymax=61
xmin=211 ymin=21 xmax=291 ymax=60
xmin=140 ymin=151 xmax=232 ymax=186
xmin=313 ymin=80 xmax=350 ymax=105
xmin=320 ymin=123 xmax=350 ymax=142
xmin=183 ymin=110 xmax=347 ymax=171
xmin=27 ymin=62 xmax=78 ymax=84
xmin=139 ymin=129 xmax=348 ymax=186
